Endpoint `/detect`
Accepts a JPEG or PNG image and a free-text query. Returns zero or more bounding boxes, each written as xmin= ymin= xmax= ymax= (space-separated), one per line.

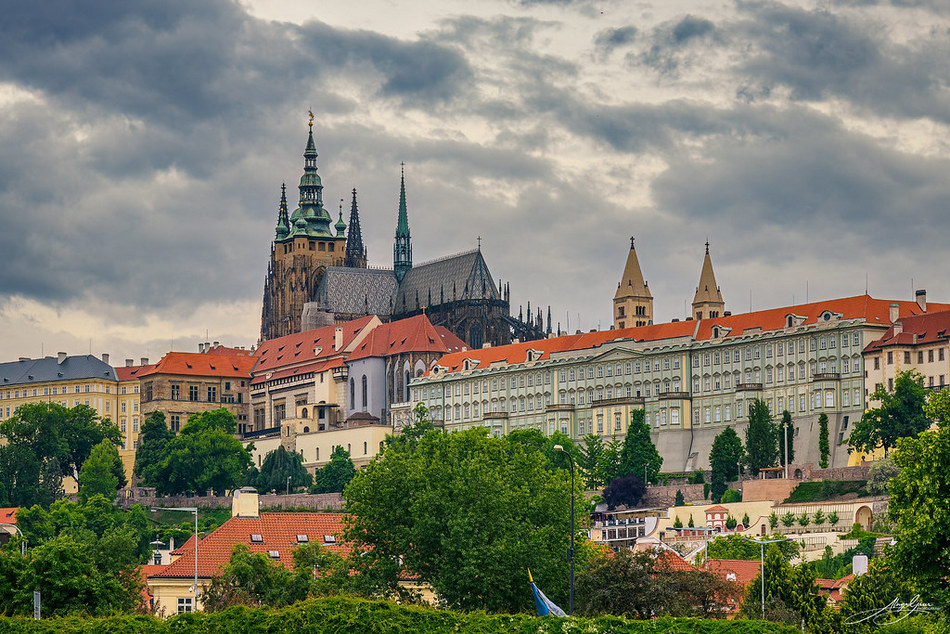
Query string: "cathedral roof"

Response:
xmin=395 ymin=249 xmax=499 ymax=313
xmin=614 ymin=237 xmax=652 ymax=300
xmin=315 ymin=267 xmax=398 ymax=316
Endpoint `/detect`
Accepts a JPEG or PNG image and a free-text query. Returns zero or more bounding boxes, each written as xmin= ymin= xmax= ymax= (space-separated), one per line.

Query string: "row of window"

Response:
xmin=1 ymin=384 xmax=98 ymax=399
xmin=874 ymin=348 xmax=946 ymax=369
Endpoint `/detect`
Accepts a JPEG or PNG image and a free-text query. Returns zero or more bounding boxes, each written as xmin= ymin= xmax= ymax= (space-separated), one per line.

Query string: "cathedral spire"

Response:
xmin=394 ymin=162 xmax=412 ymax=283
xmin=692 ymin=241 xmax=725 ymax=320
xmin=293 ymin=113 xmax=331 ymax=236
xmin=345 ymin=188 xmax=367 ymax=268
xmin=275 ymin=182 xmax=290 ymax=239
xmin=613 ymin=236 xmax=653 ymax=329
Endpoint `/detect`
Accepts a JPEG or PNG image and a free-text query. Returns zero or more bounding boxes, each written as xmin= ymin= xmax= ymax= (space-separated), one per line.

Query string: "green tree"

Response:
xmin=828 ymin=511 xmax=839 ymax=527
xmin=150 ymin=408 xmax=252 ymax=495
xmin=778 ymin=409 xmax=795 ymax=466
xmin=687 ymin=514 xmax=694 ymax=527
xmin=769 ymin=511 xmax=779 ymax=529
xmin=838 ymin=555 xmax=918 ymax=632
xmin=797 ymin=513 xmax=810 ymax=528
xmin=740 ymin=545 xmax=829 ymax=628
xmin=603 ymin=474 xmax=646 ymax=509
xmin=673 ymin=515 xmax=683 ymax=529
xmin=725 ymin=515 xmax=737 ymax=529
xmin=578 ymin=434 xmax=615 ymax=488
xmin=888 ymin=388 xmax=950 ymax=607
xmin=133 ymin=411 xmax=174 ymax=486
xmin=78 ymin=440 xmax=120 ymax=502
xmin=249 ymin=445 xmax=313 ymax=493
xmin=617 ymin=409 xmax=662 ymax=484
xmin=745 ymin=398 xmax=778 ymax=476
xmin=866 ymin=457 xmax=899 ymax=495
xmin=720 ymin=488 xmax=741 ymax=503
xmin=312 ymin=446 xmax=356 ymax=494
xmin=0 ymin=403 xmax=121 ymax=507
xmin=674 ymin=489 xmax=685 ymax=506
xmin=781 ymin=511 xmax=796 ymax=527
xmin=818 ymin=413 xmax=830 ymax=468
xmin=709 ymin=427 xmax=744 ymax=503
xmin=850 ymin=369 xmax=929 ymax=456
xmin=708 ymin=534 xmax=799 ymax=561
xmin=688 ymin=469 xmax=705 ymax=484
xmin=742 ymin=512 xmax=750 ymax=527
xmin=813 ymin=509 xmax=825 ymax=526
xmin=343 ymin=427 xmax=586 ymax=612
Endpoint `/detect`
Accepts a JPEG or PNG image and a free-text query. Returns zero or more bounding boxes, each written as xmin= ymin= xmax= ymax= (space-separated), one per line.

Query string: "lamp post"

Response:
xmin=742 ymin=537 xmax=790 ymax=620
xmin=287 ymin=475 xmax=292 ymax=495
xmin=153 ymin=506 xmax=199 ymax=609
xmin=552 ymin=444 xmax=575 ymax=615
xmin=0 ymin=523 xmax=25 ymax=556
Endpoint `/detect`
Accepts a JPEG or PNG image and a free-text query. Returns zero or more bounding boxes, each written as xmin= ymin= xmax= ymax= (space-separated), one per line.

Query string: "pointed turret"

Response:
xmin=275 ymin=183 xmax=290 ymax=240
xmin=613 ymin=237 xmax=653 ymax=329
xmin=344 ymin=188 xmax=367 ymax=268
xmin=393 ymin=163 xmax=412 ymax=283
xmin=335 ymin=205 xmax=346 ymax=237
xmin=692 ymin=241 xmax=725 ymax=320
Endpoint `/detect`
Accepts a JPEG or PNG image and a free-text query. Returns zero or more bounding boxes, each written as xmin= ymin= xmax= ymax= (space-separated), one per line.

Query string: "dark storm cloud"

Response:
xmin=638 ymin=15 xmax=718 ymax=75
xmin=594 ymin=26 xmax=638 ymax=55
xmin=733 ymin=3 xmax=950 ymax=121
xmin=0 ymin=0 xmax=472 ymax=311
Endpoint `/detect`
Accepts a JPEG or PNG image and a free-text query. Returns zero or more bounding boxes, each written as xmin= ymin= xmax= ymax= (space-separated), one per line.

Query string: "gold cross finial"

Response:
xmin=308 ymin=109 xmax=314 ymax=128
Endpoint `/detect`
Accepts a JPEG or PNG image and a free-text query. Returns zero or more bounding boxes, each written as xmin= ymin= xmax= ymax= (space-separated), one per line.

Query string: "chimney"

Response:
xmin=916 ymin=289 xmax=927 ymax=312
xmin=893 ymin=321 xmax=903 ymax=335
xmin=231 ymin=487 xmax=260 ymax=518
xmin=334 ymin=326 xmax=343 ymax=351
xmin=889 ymin=302 xmax=899 ymax=324
xmin=101 ymin=353 xmax=110 ymax=365
xmin=852 ymin=554 xmax=868 ymax=576
xmin=125 ymin=358 xmax=134 ymax=367
xmin=57 ymin=352 xmax=67 ymax=364
xmin=198 ymin=343 xmax=204 ymax=353
xmin=213 ymin=341 xmax=220 ymax=349
xmin=141 ymin=357 xmax=149 ymax=366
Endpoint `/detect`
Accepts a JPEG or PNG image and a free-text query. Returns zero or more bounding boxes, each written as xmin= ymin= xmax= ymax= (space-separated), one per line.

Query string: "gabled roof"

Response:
xmin=614 ymin=239 xmax=652 ymax=301
xmin=115 ymin=364 xmax=154 ymax=382
xmin=0 ymin=355 xmax=116 ymax=387
xmin=864 ymin=309 xmax=950 ymax=352
xmin=250 ymin=358 xmax=344 ymax=386
xmin=707 ymin=559 xmax=761 ymax=586
xmin=347 ymin=314 xmax=467 ymax=362
xmin=149 ymin=512 xmax=347 ymax=579
xmin=252 ymin=316 xmax=378 ymax=375
xmin=138 ymin=351 xmax=257 ymax=380
xmin=654 ymin=549 xmax=697 ymax=572
xmin=705 ymin=505 xmax=728 ymax=513
xmin=395 ymin=250 xmax=500 ymax=313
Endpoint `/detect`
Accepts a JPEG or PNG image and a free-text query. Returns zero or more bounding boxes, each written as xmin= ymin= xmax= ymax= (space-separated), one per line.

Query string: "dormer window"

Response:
xmin=323 ymin=535 xmax=336 ymax=544
xmin=250 ymin=534 xmax=263 ymax=543
xmin=268 ymin=550 xmax=280 ymax=559
xmin=296 ymin=534 xmax=309 ymax=543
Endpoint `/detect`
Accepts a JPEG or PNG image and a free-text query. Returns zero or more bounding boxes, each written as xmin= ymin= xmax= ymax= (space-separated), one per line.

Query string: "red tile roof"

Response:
xmin=250 ymin=358 xmax=345 ymax=386
xmin=115 ymin=364 xmax=154 ymax=381
xmin=428 ymin=295 xmax=949 ymax=375
xmin=864 ymin=309 xmax=950 ymax=352
xmin=203 ymin=345 xmax=254 ymax=356
xmin=252 ymin=316 xmax=377 ymax=375
xmin=139 ymin=564 xmax=167 ymax=607
xmin=707 ymin=559 xmax=761 ymax=587
xmin=654 ymin=549 xmax=698 ymax=572
xmin=347 ymin=314 xmax=468 ymax=362
xmin=138 ymin=351 xmax=257 ymax=379
xmin=0 ymin=508 xmax=18 ymax=525
xmin=816 ymin=574 xmax=853 ymax=603
xmin=150 ymin=512 xmax=347 ymax=580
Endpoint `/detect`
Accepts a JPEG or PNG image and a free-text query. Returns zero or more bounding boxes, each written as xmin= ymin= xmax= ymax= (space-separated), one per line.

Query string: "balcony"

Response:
xmin=812 ymin=373 xmax=840 ymax=381
xmin=483 ymin=411 xmax=509 ymax=420
xmin=591 ymin=396 xmax=645 ymax=407
xmin=735 ymin=383 xmax=763 ymax=392
xmin=546 ymin=403 xmax=576 ymax=412
xmin=658 ymin=391 xmax=691 ymax=401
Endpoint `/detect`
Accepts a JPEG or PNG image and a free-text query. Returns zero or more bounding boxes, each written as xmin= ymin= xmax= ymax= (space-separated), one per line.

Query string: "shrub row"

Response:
xmin=784 ymin=480 xmax=869 ymax=503
xmin=0 ymin=596 xmax=799 ymax=634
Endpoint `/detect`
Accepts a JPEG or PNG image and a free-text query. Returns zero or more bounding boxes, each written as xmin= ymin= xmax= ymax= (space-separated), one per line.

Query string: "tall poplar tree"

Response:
xmin=745 ymin=398 xmax=778 ymax=477
xmin=818 ymin=413 xmax=830 ymax=469
xmin=778 ymin=409 xmax=795 ymax=466
xmin=617 ymin=409 xmax=662 ymax=484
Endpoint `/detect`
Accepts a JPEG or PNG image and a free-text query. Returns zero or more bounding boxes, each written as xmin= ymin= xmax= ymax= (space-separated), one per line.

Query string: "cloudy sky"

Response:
xmin=2 ymin=0 xmax=949 ymax=363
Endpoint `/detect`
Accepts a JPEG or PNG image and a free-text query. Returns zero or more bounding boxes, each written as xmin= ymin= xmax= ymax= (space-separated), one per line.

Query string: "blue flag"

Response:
xmin=528 ymin=569 xmax=567 ymax=617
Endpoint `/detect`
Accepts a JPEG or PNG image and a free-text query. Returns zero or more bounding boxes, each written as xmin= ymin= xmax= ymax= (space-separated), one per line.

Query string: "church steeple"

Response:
xmin=692 ymin=240 xmax=725 ymax=320
xmin=613 ymin=236 xmax=653 ymax=329
xmin=394 ymin=163 xmax=412 ymax=283
xmin=275 ymin=183 xmax=290 ymax=240
xmin=291 ymin=111 xmax=332 ymax=236
xmin=345 ymin=188 xmax=367 ymax=268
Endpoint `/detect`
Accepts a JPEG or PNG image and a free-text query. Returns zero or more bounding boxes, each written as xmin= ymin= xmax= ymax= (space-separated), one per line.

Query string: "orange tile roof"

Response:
xmin=707 ymin=559 xmax=761 ymax=587
xmin=150 ymin=512 xmax=347 ymax=580
xmin=138 ymin=351 xmax=257 ymax=379
xmin=654 ymin=549 xmax=698 ymax=572
xmin=864 ymin=309 xmax=950 ymax=352
xmin=253 ymin=316 xmax=377 ymax=375
xmin=348 ymin=314 xmax=467 ymax=361
xmin=203 ymin=345 xmax=254 ymax=356
xmin=139 ymin=564 xmax=166 ymax=607
xmin=250 ymin=358 xmax=344 ymax=386
xmin=816 ymin=574 xmax=853 ymax=603
xmin=115 ymin=364 xmax=155 ymax=381
xmin=0 ymin=508 xmax=18 ymax=525
xmin=428 ymin=294 xmax=949 ymax=375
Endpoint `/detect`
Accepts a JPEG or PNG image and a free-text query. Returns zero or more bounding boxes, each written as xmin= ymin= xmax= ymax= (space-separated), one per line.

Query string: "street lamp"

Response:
xmin=742 ymin=537 xmax=790 ymax=620
xmin=153 ymin=506 xmax=199 ymax=607
xmin=0 ymin=523 xmax=26 ymax=556
xmin=287 ymin=475 xmax=292 ymax=495
xmin=552 ymin=444 xmax=575 ymax=615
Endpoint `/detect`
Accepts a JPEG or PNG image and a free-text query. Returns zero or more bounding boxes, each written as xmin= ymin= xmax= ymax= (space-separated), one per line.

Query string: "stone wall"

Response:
xmin=118 ymin=489 xmax=344 ymax=511
xmin=792 ymin=463 xmax=870 ymax=481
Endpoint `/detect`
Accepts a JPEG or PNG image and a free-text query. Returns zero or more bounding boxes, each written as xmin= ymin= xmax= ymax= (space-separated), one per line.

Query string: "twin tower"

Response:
xmin=612 ymin=238 xmax=725 ymax=329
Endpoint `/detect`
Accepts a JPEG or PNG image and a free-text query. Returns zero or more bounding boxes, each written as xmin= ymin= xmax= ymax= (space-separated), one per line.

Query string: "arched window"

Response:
xmin=301 ymin=407 xmax=308 ymax=419
xmin=361 ymin=375 xmax=368 ymax=409
xmin=349 ymin=378 xmax=355 ymax=406
xmin=405 ymin=371 xmax=411 ymax=401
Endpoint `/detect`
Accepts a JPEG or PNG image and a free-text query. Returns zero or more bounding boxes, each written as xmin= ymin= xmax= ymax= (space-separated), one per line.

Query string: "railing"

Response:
xmin=242 ymin=426 xmax=280 ymax=439
xmin=483 ymin=412 xmax=509 ymax=419
xmin=658 ymin=391 xmax=691 ymax=400
xmin=735 ymin=383 xmax=763 ymax=392
xmin=812 ymin=373 xmax=841 ymax=381
xmin=545 ymin=404 xmax=575 ymax=412
xmin=591 ymin=396 xmax=645 ymax=407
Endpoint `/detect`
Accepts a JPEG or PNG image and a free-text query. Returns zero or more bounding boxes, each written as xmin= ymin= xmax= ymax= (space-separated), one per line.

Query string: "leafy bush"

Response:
xmin=720 ymin=489 xmax=741 ymax=503
xmin=783 ymin=480 xmax=869 ymax=503
xmin=688 ymin=469 xmax=705 ymax=484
